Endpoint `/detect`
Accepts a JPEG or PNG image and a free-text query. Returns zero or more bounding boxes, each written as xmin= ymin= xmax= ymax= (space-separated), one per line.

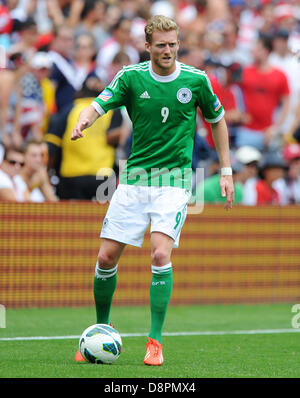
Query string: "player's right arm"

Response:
xmin=71 ymin=105 xmax=100 ymax=141
xmin=71 ymin=67 xmax=128 ymax=141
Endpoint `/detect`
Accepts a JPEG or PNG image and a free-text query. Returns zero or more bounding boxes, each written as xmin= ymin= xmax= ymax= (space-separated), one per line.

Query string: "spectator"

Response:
xmin=242 ymin=152 xmax=288 ymax=206
xmin=48 ymin=25 xmax=86 ymax=111
xmin=45 ymin=77 xmax=115 ymax=200
xmin=45 ymin=0 xmax=84 ymax=29
xmin=106 ymin=51 xmax=131 ymax=89
xmin=218 ymin=20 xmax=249 ymax=66
xmin=178 ymin=46 xmax=204 ymax=69
xmin=175 ymin=0 xmax=229 ymax=36
xmin=0 ymin=0 xmax=14 ymax=49
xmin=96 ymin=16 xmax=140 ymax=84
xmin=74 ymin=0 xmax=109 ymax=50
xmin=5 ymin=51 xmax=53 ymax=148
xmin=258 ymin=0 xmax=277 ymax=37
xmin=235 ymin=145 xmax=263 ymax=205
xmin=269 ymin=29 xmax=300 ymax=134
xmin=202 ymin=27 xmax=224 ymax=65
xmin=219 ymin=62 xmax=250 ymax=146
xmin=104 ymin=2 xmax=123 ymax=31
xmin=150 ymin=1 xmax=175 ymax=21
xmin=8 ymin=17 xmax=38 ymax=60
xmin=2 ymin=0 xmax=300 ymax=208
xmin=282 ymin=143 xmax=300 ymax=204
xmin=0 ymin=60 xmax=18 ymax=148
xmin=37 ymin=56 xmax=57 ymax=135
xmin=235 ymin=145 xmax=262 ymax=181
xmin=16 ymin=0 xmax=53 ymax=34
xmin=273 ymin=2 xmax=299 ymax=50
xmin=74 ymin=32 xmax=98 ymax=77
xmin=235 ymin=35 xmax=290 ymax=151
xmin=130 ymin=16 xmax=147 ymax=60
xmin=13 ymin=139 xmax=57 ymax=202
xmin=228 ymin=0 xmax=246 ymax=25
xmin=0 ymin=145 xmax=25 ymax=201
xmin=201 ymin=59 xmax=248 ymax=150
xmin=235 ymin=0 xmax=270 ymax=61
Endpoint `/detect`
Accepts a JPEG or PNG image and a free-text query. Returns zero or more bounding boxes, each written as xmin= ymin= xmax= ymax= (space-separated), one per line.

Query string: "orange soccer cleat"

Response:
xmin=143 ymin=337 xmax=164 ymax=366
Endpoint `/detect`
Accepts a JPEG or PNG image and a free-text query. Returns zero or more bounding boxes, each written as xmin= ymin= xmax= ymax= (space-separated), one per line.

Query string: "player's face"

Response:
xmin=146 ymin=30 xmax=179 ymax=75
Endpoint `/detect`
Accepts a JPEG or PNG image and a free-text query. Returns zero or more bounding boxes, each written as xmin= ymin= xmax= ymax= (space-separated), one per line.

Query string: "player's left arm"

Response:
xmin=211 ymin=117 xmax=235 ymax=210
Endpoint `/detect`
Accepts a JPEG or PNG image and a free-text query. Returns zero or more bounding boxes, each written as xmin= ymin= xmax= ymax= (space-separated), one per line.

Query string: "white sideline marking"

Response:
xmin=0 ymin=328 xmax=300 ymax=341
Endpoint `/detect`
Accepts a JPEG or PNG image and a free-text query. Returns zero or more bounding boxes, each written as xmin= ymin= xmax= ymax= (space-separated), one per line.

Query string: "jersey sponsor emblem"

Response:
xmin=98 ymin=89 xmax=113 ymax=102
xmin=213 ymin=97 xmax=221 ymax=112
xmin=177 ymin=88 xmax=192 ymax=104
xmin=140 ymin=91 xmax=150 ymax=99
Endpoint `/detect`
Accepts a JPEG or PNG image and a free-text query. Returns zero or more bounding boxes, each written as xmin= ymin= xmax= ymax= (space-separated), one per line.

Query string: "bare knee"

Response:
xmin=151 ymin=248 xmax=170 ymax=267
xmin=97 ymin=239 xmax=125 ymax=269
xmin=97 ymin=251 xmax=117 ymax=269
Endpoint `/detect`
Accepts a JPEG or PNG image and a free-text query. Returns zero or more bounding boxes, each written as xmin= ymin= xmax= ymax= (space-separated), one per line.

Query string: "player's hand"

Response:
xmin=220 ymin=175 xmax=234 ymax=211
xmin=71 ymin=119 xmax=89 ymax=141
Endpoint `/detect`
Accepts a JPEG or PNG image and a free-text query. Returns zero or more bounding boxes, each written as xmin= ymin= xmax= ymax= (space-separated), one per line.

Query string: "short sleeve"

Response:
xmin=92 ymin=68 xmax=128 ymax=116
xmin=197 ymin=74 xmax=225 ymax=124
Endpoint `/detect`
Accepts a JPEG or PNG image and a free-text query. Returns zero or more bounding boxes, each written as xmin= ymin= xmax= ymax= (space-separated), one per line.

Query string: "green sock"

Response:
xmin=93 ymin=263 xmax=118 ymax=325
xmin=149 ymin=263 xmax=173 ymax=344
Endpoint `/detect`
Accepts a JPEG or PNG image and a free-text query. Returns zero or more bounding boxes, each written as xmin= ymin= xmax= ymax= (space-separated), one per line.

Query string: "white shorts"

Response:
xmin=100 ymin=184 xmax=189 ymax=248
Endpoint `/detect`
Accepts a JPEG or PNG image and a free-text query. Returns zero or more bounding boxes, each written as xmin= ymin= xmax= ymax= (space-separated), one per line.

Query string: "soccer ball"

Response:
xmin=79 ymin=324 xmax=122 ymax=364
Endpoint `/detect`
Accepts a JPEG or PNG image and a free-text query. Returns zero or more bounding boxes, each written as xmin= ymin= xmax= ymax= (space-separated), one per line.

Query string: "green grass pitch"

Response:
xmin=0 ymin=304 xmax=300 ymax=378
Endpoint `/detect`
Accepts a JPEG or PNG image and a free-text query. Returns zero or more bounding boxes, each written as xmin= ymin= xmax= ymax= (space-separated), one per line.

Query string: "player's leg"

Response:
xmin=149 ymin=231 xmax=174 ymax=343
xmin=144 ymin=231 xmax=174 ymax=366
xmin=94 ymin=238 xmax=126 ymax=325
xmin=75 ymin=238 xmax=125 ymax=362
xmin=144 ymin=186 xmax=189 ymax=365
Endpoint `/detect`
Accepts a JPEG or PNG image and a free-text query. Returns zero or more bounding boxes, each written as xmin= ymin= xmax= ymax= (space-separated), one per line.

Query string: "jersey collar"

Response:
xmin=149 ymin=60 xmax=181 ymax=82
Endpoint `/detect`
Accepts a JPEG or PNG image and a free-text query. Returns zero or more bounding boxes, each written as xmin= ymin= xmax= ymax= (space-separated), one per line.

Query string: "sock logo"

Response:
xmin=152 ymin=281 xmax=166 ymax=286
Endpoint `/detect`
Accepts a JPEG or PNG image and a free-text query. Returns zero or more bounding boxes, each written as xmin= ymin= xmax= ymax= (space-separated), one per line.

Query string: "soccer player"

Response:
xmin=71 ymin=15 xmax=234 ymax=366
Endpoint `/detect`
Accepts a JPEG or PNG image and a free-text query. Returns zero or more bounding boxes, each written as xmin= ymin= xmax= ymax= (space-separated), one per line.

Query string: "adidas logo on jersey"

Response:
xmin=140 ymin=91 xmax=150 ymax=99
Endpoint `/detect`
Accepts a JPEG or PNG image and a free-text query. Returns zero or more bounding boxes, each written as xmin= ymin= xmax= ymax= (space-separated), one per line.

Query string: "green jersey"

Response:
xmin=92 ymin=60 xmax=224 ymax=189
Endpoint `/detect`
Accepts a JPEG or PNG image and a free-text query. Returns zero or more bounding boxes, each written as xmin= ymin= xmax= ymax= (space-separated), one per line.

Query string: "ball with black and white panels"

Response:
xmin=79 ymin=324 xmax=122 ymax=364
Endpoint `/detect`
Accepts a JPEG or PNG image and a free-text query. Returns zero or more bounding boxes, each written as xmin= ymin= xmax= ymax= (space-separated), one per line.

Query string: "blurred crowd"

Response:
xmin=1 ymin=0 xmax=300 ymax=205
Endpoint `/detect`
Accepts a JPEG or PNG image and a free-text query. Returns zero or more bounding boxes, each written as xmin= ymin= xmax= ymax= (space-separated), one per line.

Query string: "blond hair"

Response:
xmin=145 ymin=15 xmax=179 ymax=44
